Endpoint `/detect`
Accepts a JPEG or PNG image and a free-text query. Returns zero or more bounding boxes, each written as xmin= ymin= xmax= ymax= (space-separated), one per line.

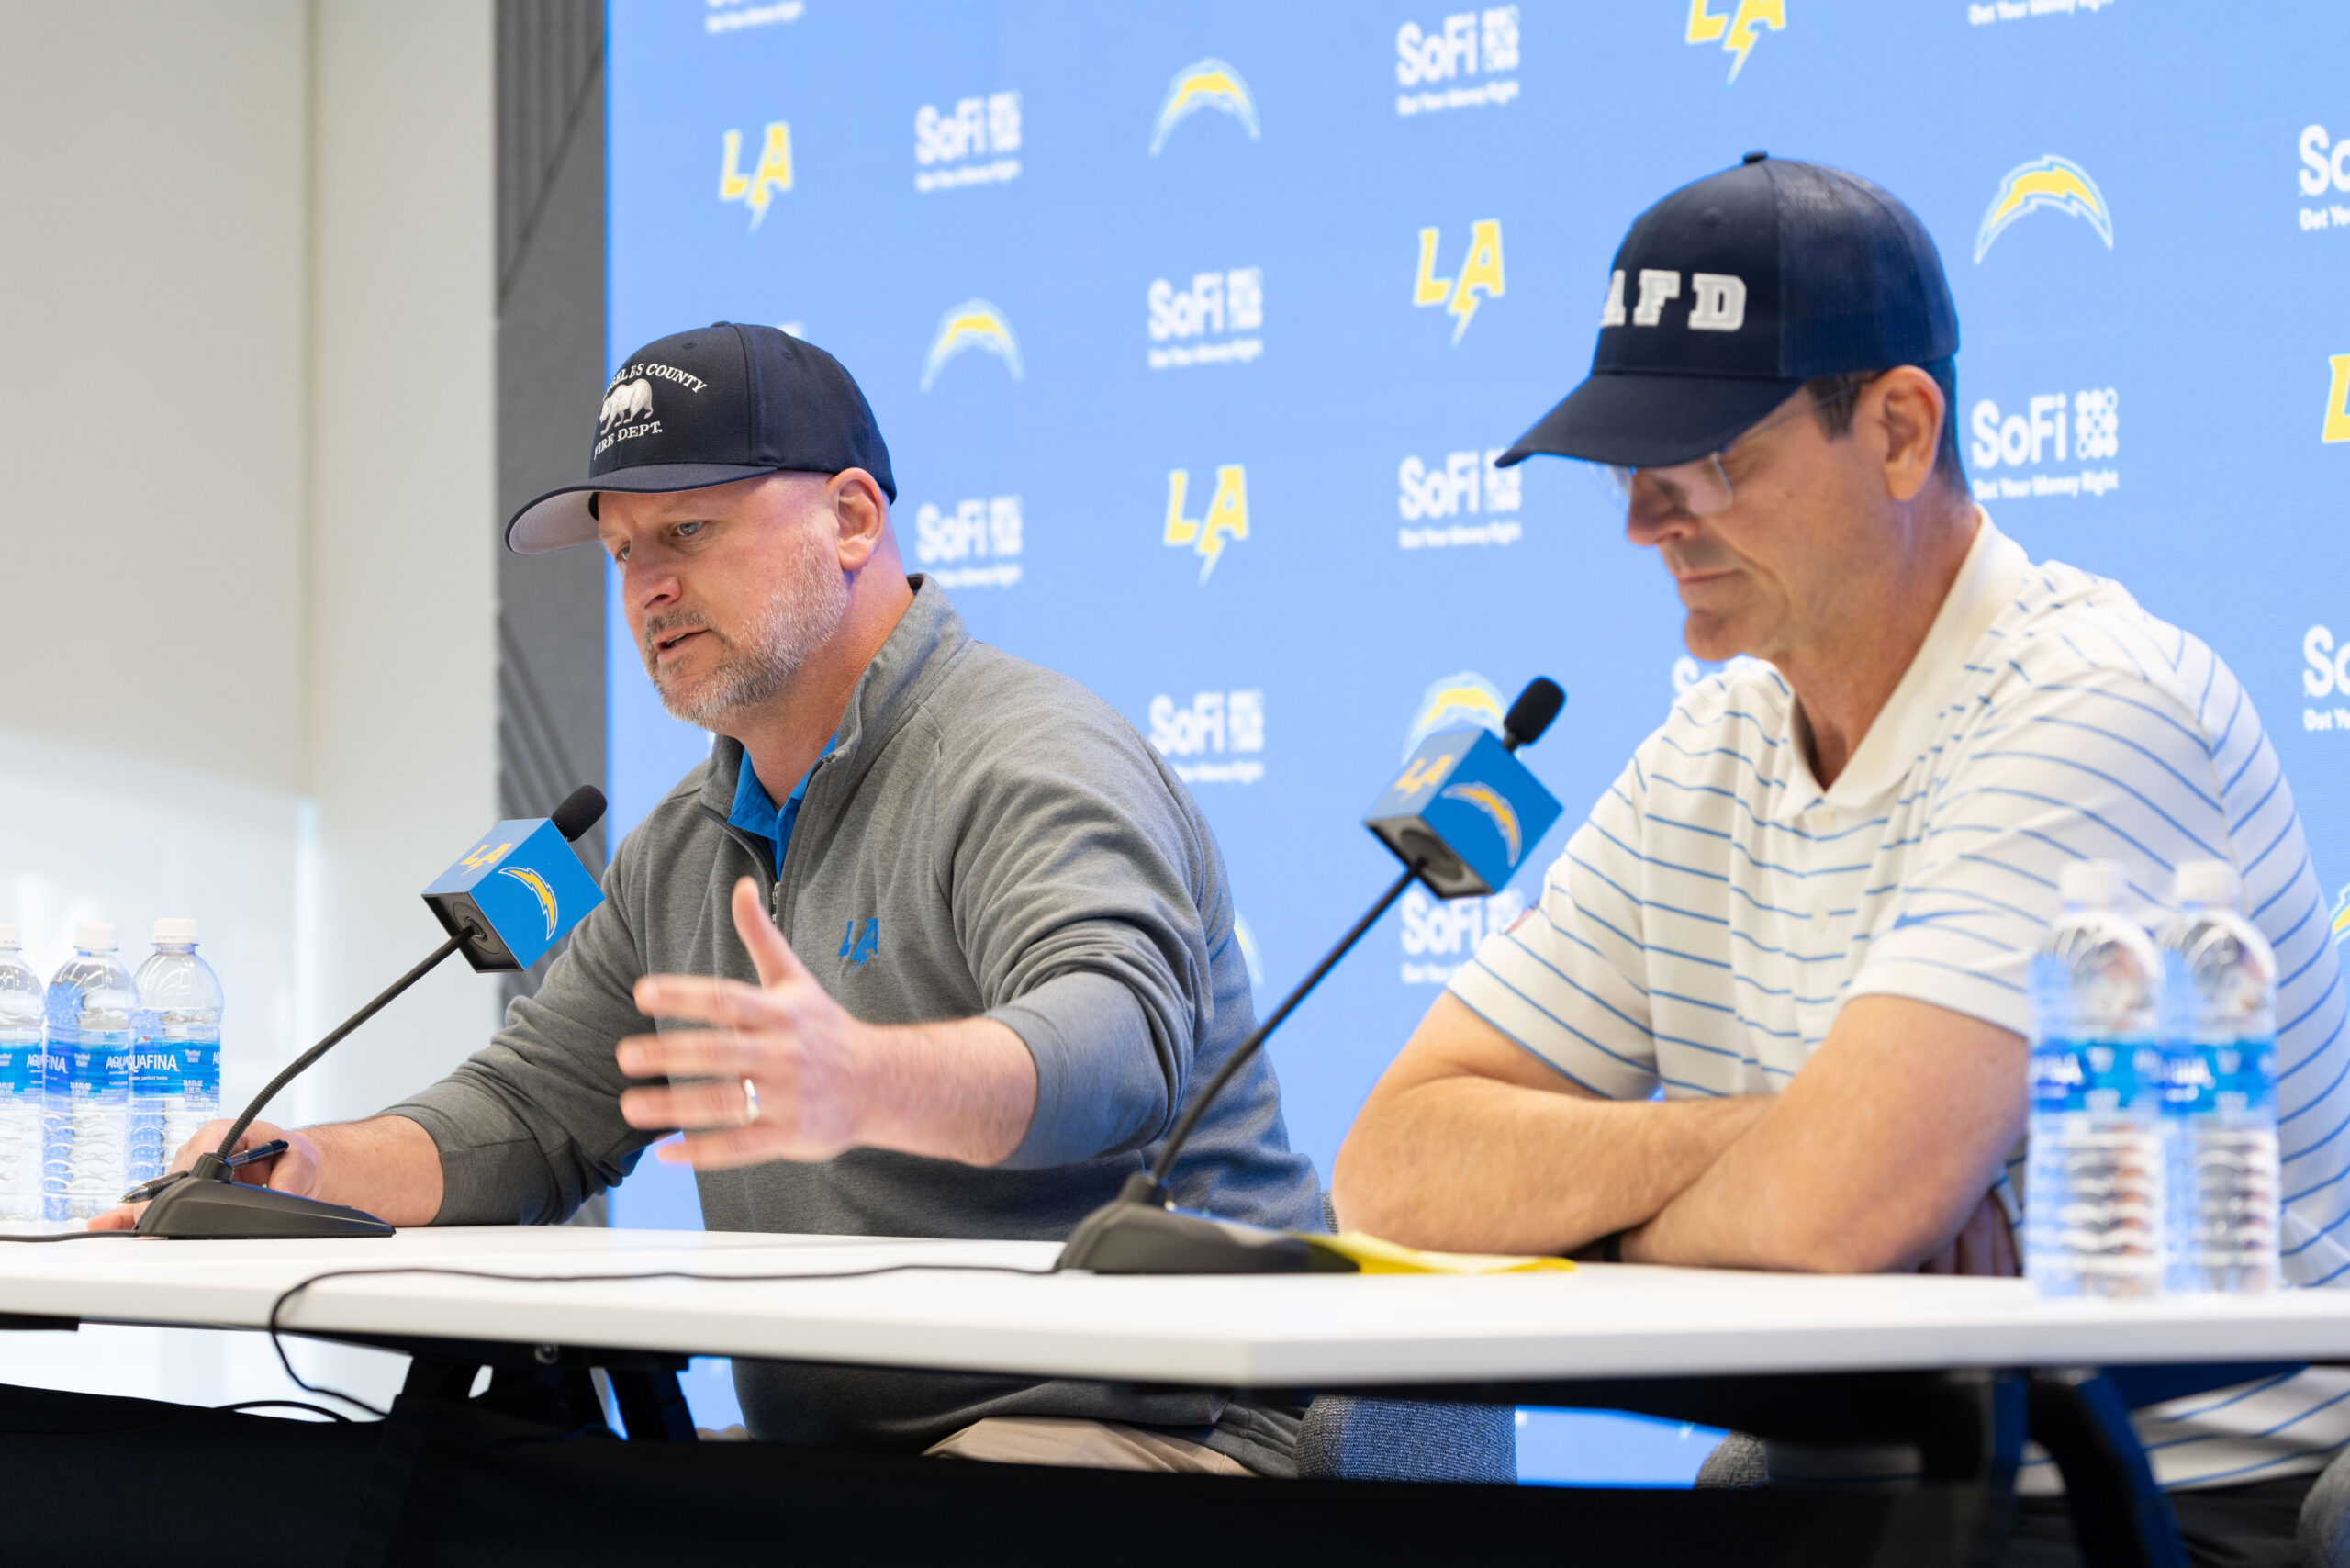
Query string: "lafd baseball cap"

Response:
xmin=505 ymin=322 xmax=897 ymax=554
xmin=1500 ymin=152 xmax=1959 ymax=471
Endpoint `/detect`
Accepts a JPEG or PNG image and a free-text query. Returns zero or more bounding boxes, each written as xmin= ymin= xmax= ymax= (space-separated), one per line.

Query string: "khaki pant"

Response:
xmin=923 ymin=1416 xmax=1256 ymax=1476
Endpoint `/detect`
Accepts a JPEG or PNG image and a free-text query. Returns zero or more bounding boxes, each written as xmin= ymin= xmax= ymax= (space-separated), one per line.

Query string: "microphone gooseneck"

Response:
xmin=1074 ymin=678 xmax=1562 ymax=1255
xmin=138 ymin=786 xmax=608 ymax=1239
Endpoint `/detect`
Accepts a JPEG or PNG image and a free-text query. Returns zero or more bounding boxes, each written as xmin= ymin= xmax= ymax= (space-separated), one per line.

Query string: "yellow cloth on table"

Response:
xmin=1305 ymin=1231 xmax=1575 ymax=1274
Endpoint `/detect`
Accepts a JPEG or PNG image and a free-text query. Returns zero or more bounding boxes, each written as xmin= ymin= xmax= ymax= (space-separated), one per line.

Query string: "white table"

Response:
xmin=4 ymin=1224 xmax=2339 ymax=1566
xmin=0 ymin=1225 xmax=2342 ymax=1389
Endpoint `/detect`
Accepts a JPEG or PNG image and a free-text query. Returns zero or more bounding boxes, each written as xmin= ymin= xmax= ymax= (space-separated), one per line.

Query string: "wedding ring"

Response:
xmin=740 ymin=1076 xmax=761 ymax=1126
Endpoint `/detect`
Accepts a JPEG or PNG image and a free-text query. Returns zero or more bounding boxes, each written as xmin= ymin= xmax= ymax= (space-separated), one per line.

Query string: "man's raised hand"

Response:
xmin=618 ymin=877 xmax=877 ymax=1168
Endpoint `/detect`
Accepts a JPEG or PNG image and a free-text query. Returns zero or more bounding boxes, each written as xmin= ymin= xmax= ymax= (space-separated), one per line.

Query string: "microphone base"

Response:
xmin=133 ymin=1175 xmax=394 ymax=1240
xmin=1054 ymin=1199 xmax=1357 ymax=1275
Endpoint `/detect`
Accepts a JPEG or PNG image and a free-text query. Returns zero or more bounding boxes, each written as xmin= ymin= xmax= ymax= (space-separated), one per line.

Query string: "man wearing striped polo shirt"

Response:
xmin=1333 ymin=155 xmax=2350 ymax=1562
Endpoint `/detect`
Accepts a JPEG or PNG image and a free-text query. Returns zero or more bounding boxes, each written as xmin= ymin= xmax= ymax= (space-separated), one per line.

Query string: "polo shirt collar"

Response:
xmin=1774 ymin=506 xmax=2027 ymax=819
xmin=728 ymin=729 xmax=837 ymax=875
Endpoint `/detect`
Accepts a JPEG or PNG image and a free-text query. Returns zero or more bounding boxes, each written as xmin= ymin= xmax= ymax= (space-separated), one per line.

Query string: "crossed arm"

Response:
xmin=1329 ymin=990 xmax=2027 ymax=1274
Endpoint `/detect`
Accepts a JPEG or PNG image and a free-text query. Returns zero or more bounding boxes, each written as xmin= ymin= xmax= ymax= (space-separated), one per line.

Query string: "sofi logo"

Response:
xmin=2300 ymin=125 xmax=2350 ymax=232
xmin=718 ymin=122 xmax=793 ymax=230
xmin=1969 ymin=389 xmax=2120 ymax=500
xmin=1162 ymin=465 xmax=1249 ymax=584
xmin=1397 ymin=449 xmax=1522 ymax=552
xmin=1147 ymin=268 xmax=1263 ymax=371
xmin=1413 ymin=221 xmax=1505 ymax=343
xmin=1148 ymin=690 xmax=1265 ymax=786
xmin=1393 ymin=8 xmax=1520 ymax=117
xmin=914 ymin=92 xmax=1021 ymax=194
xmin=1399 ymin=883 xmax=1526 ymax=985
xmin=2301 ymin=625 xmax=2350 ymax=734
xmin=913 ymin=495 xmax=1024 ymax=590
xmin=1684 ymin=0 xmax=1784 ymax=85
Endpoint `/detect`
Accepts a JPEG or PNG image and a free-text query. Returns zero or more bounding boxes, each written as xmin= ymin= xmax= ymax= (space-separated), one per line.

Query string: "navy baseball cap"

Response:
xmin=1500 ymin=153 xmax=1959 ymax=471
xmin=506 ymin=321 xmax=897 ymax=554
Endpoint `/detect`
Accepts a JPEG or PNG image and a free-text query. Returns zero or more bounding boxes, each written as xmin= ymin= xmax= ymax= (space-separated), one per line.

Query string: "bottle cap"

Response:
xmin=73 ymin=921 xmax=116 ymax=951
xmin=152 ymin=918 xmax=199 ymax=945
xmin=2174 ymin=860 xmax=2240 ymax=910
xmin=0 ymin=924 xmax=17 ymax=948
xmin=2058 ymin=860 xmax=2125 ymax=908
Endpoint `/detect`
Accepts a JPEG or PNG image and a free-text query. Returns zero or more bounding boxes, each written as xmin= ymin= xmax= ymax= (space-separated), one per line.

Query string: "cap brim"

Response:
xmin=503 ymin=462 xmax=782 ymax=554
xmin=1497 ymin=372 xmax=1806 ymax=471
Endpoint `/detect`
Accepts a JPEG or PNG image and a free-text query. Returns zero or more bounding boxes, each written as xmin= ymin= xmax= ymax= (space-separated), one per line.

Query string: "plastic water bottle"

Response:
xmin=2157 ymin=861 xmax=2279 ymax=1294
xmin=2026 ymin=861 xmax=2165 ymax=1298
xmin=44 ymin=924 xmax=134 ymax=1221
xmin=0 ymin=927 xmax=43 ymax=1222
xmin=130 ymin=918 xmax=223 ymax=1182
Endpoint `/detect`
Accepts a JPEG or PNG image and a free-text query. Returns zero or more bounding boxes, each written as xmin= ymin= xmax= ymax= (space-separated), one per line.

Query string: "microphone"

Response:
xmin=136 ymin=787 xmax=608 ymax=1239
xmin=1056 ymin=681 xmax=1565 ymax=1274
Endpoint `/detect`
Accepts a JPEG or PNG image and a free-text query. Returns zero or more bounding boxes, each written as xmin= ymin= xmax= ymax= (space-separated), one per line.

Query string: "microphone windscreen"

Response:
xmin=551 ymin=785 xmax=608 ymax=843
xmin=1504 ymin=678 xmax=1566 ymax=750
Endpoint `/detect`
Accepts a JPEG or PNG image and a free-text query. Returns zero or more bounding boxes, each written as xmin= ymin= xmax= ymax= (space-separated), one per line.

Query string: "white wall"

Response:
xmin=0 ymin=0 xmax=497 ymax=1414
xmin=299 ymin=0 xmax=498 ymax=1127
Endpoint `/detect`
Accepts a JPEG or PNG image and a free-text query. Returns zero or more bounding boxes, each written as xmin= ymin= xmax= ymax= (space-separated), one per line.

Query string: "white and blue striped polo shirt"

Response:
xmin=1451 ymin=510 xmax=2350 ymax=1489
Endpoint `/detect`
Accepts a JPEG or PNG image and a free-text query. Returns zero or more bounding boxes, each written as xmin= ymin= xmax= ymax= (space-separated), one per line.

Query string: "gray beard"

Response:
xmin=651 ymin=542 xmax=851 ymax=729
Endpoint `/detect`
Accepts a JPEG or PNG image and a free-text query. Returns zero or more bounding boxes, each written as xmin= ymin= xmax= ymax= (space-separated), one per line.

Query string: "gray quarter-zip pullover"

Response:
xmin=386 ymin=577 xmax=1321 ymax=1462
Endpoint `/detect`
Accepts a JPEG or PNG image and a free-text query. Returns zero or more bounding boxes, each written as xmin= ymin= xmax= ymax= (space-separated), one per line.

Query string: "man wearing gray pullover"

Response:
xmin=115 ymin=324 xmax=1321 ymax=1474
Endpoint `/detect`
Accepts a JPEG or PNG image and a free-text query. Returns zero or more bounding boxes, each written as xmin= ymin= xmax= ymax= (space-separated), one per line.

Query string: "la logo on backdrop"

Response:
xmin=1413 ymin=221 xmax=1506 ymax=344
xmin=716 ymin=120 xmax=793 ymax=230
xmin=1685 ymin=0 xmax=1785 ymax=84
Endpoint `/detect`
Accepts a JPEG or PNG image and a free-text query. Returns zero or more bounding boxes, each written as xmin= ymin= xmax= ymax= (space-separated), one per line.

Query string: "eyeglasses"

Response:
xmin=1604 ymin=381 xmax=1869 ymax=523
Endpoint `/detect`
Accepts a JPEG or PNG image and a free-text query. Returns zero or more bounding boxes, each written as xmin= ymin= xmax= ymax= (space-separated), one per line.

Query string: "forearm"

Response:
xmin=1624 ymin=997 xmax=2029 ymax=1272
xmin=1335 ymin=1075 xmax=1770 ymax=1254
xmin=853 ymin=1016 xmax=1039 ymax=1166
xmin=299 ymin=1114 xmax=445 ymax=1226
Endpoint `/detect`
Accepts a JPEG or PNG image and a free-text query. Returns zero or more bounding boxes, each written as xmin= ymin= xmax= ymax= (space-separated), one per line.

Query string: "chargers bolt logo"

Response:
xmin=1404 ymin=672 xmax=1506 ymax=759
xmin=922 ymin=300 xmax=1024 ymax=390
xmin=1163 ymin=465 xmax=1249 ymax=584
xmin=1149 ymin=59 xmax=1260 ymax=155
xmin=1685 ymin=0 xmax=1784 ymax=85
xmin=718 ymin=122 xmax=794 ymax=230
xmin=839 ymin=918 xmax=880 ymax=969
xmin=1440 ymin=781 xmax=1525 ymax=867
xmin=498 ymin=867 xmax=560 ymax=941
xmin=1975 ymin=155 xmax=2113 ymax=263
xmin=1414 ymin=221 xmax=1505 ymax=343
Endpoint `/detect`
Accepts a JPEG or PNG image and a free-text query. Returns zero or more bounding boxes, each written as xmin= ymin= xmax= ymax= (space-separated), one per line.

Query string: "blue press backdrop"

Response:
xmin=598 ymin=0 xmax=2350 ymax=1477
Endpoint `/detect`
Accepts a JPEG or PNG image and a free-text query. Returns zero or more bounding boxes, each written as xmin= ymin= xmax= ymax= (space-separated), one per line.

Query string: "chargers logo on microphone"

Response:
xmin=1149 ymin=59 xmax=1259 ymax=155
xmin=922 ymin=300 xmax=1023 ymax=390
xmin=498 ymin=866 xmax=561 ymax=941
xmin=1438 ymin=782 xmax=1523 ymax=867
xmin=1974 ymin=155 xmax=2113 ymax=263
xmin=424 ymin=818 xmax=605 ymax=974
